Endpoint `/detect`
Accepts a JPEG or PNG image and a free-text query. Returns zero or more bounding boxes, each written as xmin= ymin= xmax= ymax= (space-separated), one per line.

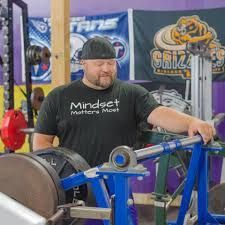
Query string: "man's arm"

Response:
xmin=33 ymin=87 xmax=60 ymax=151
xmin=32 ymin=133 xmax=55 ymax=151
xmin=148 ymin=106 xmax=215 ymax=143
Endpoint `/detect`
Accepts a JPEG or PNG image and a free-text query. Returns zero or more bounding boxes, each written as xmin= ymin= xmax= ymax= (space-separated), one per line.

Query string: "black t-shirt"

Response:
xmin=35 ymin=79 xmax=159 ymax=167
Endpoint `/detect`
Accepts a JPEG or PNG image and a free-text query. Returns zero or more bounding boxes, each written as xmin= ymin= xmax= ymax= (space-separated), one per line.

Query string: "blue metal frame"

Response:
xmin=168 ymin=143 xmax=225 ymax=225
xmin=61 ymin=168 xmax=111 ymax=225
xmin=97 ymin=170 xmax=146 ymax=225
xmin=176 ymin=143 xmax=202 ymax=224
xmin=60 ymin=138 xmax=225 ymax=225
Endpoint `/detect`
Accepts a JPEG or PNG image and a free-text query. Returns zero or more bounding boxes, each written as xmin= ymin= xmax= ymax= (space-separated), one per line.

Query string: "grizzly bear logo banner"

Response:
xmin=133 ymin=9 xmax=225 ymax=82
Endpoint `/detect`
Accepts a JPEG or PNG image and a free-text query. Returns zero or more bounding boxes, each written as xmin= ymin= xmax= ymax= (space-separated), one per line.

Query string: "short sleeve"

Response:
xmin=35 ymin=88 xmax=60 ymax=135
xmin=134 ymin=85 xmax=160 ymax=123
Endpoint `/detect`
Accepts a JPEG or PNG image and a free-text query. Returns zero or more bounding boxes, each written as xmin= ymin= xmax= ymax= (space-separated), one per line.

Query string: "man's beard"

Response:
xmin=95 ymin=75 xmax=115 ymax=89
xmin=87 ymin=73 xmax=116 ymax=89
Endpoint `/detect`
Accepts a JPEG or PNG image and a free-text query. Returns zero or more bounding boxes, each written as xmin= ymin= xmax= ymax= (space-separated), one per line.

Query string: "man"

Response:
xmin=33 ymin=36 xmax=215 ymax=167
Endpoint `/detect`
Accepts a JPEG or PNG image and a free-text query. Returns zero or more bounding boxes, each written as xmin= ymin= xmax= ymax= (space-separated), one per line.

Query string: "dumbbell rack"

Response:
xmin=59 ymin=136 xmax=225 ymax=225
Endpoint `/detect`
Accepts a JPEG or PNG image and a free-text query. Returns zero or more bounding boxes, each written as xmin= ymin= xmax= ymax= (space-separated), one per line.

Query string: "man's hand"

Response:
xmin=188 ymin=118 xmax=216 ymax=144
xmin=148 ymin=106 xmax=216 ymax=143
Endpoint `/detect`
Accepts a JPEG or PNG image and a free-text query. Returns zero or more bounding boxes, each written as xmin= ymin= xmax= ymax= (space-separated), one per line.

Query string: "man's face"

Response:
xmin=81 ymin=59 xmax=117 ymax=89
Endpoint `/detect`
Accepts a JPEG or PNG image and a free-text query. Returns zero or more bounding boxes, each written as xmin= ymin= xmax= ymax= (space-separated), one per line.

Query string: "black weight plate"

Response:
xmin=34 ymin=147 xmax=91 ymax=204
xmin=26 ymin=45 xmax=42 ymax=65
xmin=0 ymin=153 xmax=64 ymax=219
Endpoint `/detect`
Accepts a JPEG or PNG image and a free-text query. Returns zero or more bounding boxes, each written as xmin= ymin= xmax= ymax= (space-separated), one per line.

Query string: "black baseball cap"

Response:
xmin=80 ymin=37 xmax=116 ymax=60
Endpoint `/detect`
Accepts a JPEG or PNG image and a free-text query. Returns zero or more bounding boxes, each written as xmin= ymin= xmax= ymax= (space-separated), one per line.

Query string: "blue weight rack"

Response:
xmin=61 ymin=135 xmax=225 ymax=225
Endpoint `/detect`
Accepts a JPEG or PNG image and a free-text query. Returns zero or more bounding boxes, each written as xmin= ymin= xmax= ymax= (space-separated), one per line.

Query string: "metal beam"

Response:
xmin=70 ymin=207 xmax=111 ymax=220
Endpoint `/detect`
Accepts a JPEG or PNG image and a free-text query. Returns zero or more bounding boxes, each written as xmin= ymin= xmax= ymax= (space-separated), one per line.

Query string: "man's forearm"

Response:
xmin=32 ymin=133 xmax=55 ymax=151
xmin=148 ymin=106 xmax=198 ymax=133
xmin=33 ymin=142 xmax=53 ymax=151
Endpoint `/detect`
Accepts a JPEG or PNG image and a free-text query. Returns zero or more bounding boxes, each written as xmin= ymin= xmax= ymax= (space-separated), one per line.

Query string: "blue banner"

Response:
xmin=28 ymin=12 xmax=130 ymax=83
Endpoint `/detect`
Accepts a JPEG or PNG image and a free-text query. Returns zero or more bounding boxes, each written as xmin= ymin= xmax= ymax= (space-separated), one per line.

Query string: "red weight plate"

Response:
xmin=1 ymin=110 xmax=27 ymax=150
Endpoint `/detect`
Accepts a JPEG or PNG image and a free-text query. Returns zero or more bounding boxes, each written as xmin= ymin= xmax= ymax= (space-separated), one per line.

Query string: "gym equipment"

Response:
xmin=0 ymin=136 xmax=224 ymax=225
xmin=34 ymin=147 xmax=90 ymax=203
xmin=26 ymin=45 xmax=51 ymax=65
xmin=0 ymin=152 xmax=112 ymax=225
xmin=0 ymin=85 xmax=45 ymax=150
xmin=0 ymin=0 xmax=34 ymax=151
xmin=0 ymin=0 xmax=34 ymax=125
xmin=0 ymin=192 xmax=46 ymax=225
xmin=107 ymin=135 xmax=225 ymax=225
xmin=138 ymin=131 xmax=188 ymax=224
xmin=34 ymin=148 xmax=92 ymax=225
xmin=0 ymin=153 xmax=65 ymax=219
xmin=188 ymin=41 xmax=212 ymax=121
xmin=139 ymin=130 xmax=225 ymax=225
xmin=0 ymin=109 xmax=34 ymax=150
xmin=31 ymin=87 xmax=45 ymax=111
xmin=151 ymin=88 xmax=191 ymax=114
xmin=1 ymin=109 xmax=27 ymax=150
